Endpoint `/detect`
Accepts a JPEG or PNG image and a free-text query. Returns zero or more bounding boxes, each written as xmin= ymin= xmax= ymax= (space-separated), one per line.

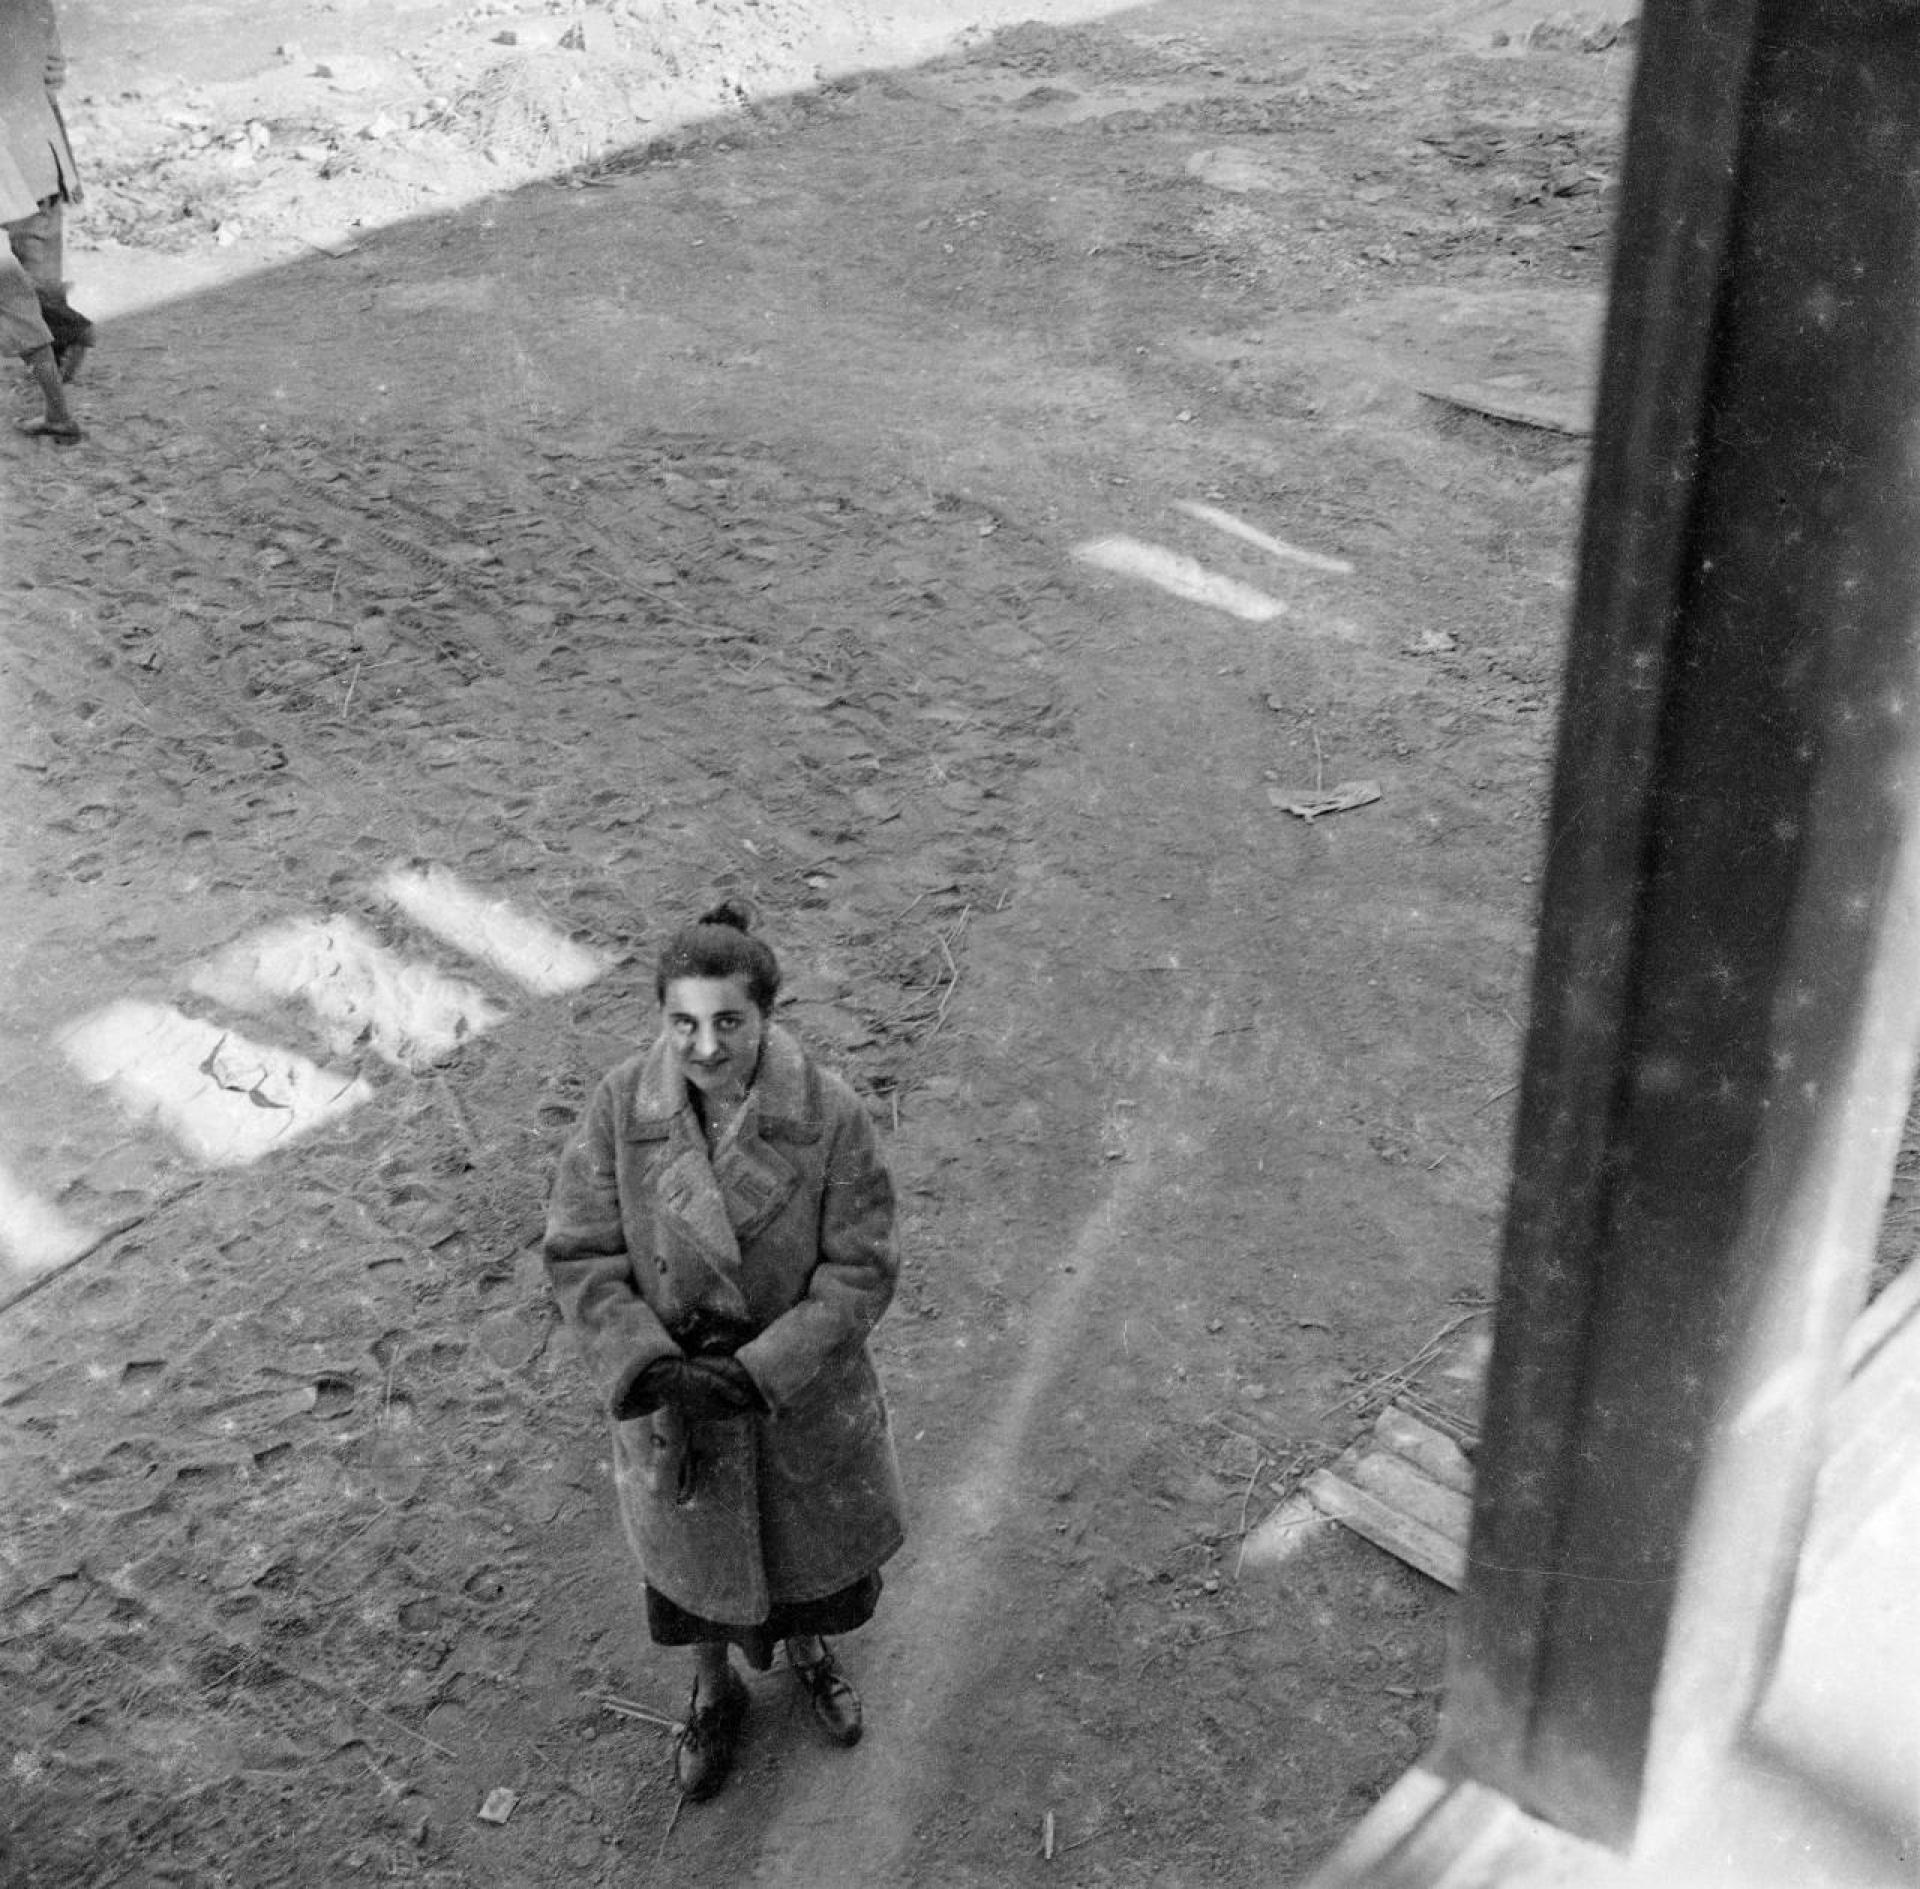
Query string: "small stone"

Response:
xmin=477 ymin=1787 xmax=518 ymax=1825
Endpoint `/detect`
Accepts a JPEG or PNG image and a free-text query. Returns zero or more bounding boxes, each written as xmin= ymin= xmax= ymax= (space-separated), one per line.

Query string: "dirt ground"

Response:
xmin=1 ymin=1 xmax=1641 ymax=1883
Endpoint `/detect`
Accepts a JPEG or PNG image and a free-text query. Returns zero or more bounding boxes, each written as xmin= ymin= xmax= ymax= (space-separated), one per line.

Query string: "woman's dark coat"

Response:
xmin=543 ymin=1025 xmax=906 ymax=1624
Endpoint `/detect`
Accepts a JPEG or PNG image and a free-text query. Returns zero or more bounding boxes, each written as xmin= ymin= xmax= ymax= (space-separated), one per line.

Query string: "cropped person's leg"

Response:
xmin=9 ymin=201 xmax=92 ymax=382
xmin=3 ymin=249 xmax=78 ymax=440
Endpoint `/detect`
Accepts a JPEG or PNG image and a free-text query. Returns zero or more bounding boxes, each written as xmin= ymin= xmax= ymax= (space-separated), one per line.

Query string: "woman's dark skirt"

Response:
xmin=645 ymin=1571 xmax=883 ymax=1671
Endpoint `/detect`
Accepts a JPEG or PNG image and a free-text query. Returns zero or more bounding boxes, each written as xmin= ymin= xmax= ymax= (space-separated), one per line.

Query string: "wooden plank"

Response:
xmin=1306 ymin=1468 xmax=1468 ymax=1589
xmin=1417 ymin=380 xmax=1593 ymax=436
xmin=1349 ymin=1449 xmax=1475 ymax=1544
xmin=1375 ymin=1404 xmax=1477 ymax=1495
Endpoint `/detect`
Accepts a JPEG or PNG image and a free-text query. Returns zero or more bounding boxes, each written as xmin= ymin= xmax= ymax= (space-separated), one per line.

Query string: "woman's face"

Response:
xmin=663 ymin=975 xmax=765 ymax=1099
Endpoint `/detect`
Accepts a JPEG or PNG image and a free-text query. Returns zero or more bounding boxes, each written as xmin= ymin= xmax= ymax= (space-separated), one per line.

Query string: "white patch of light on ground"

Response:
xmin=190 ymin=914 xmax=508 ymax=1070
xmin=1071 ymin=536 xmax=1286 ymax=621
xmin=57 ymin=1001 xmax=373 ymax=1167
xmin=1175 ymin=499 xmax=1355 ymax=575
xmin=0 ymin=1160 xmax=96 ymax=1280
xmin=381 ymin=867 xmax=610 ymax=996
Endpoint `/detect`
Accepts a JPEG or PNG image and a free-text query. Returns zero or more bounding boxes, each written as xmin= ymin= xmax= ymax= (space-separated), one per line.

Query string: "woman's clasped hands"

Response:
xmin=617 ymin=1354 xmax=764 ymax=1423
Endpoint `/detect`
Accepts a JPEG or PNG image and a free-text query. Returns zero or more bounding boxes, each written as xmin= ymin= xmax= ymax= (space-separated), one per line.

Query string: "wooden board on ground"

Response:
xmin=1303 ymin=1401 xmax=1478 ymax=1589
xmin=1417 ymin=379 xmax=1593 ymax=436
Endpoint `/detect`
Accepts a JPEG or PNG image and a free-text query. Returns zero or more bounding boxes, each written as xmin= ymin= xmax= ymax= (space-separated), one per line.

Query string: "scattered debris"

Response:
xmin=1324 ymin=1303 xmax=1492 ymax=1419
xmin=1508 ymin=15 xmax=1638 ymax=54
xmin=1271 ymin=779 xmax=1382 ymax=820
xmin=597 ymin=1693 xmax=682 ymax=1732
xmin=1303 ymin=1403 xmax=1474 ymax=1589
xmin=1418 ymin=379 xmax=1592 ymax=437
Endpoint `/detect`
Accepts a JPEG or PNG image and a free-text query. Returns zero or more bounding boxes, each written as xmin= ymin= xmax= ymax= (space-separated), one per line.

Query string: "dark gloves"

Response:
xmin=676 ymin=1356 xmax=765 ymax=1420
xmin=614 ymin=1355 xmax=764 ymax=1423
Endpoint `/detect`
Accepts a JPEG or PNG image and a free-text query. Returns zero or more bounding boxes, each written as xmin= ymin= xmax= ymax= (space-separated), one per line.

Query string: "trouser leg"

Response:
xmin=0 ymin=246 xmax=53 ymax=354
xmin=6 ymin=199 xmax=92 ymax=374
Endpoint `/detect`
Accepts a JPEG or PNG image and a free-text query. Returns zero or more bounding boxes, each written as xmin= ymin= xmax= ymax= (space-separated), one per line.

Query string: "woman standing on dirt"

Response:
xmin=543 ymin=901 xmax=906 ymax=1802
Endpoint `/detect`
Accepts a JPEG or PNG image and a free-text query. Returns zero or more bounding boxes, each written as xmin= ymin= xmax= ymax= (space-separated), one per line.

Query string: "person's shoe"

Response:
xmin=673 ymin=1665 xmax=747 ymax=1801
xmin=791 ymin=1642 xmax=862 ymax=1747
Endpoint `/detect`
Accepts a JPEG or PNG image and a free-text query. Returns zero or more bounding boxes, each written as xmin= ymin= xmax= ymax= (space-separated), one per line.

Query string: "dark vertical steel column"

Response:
xmin=1441 ymin=0 xmax=1920 ymax=1847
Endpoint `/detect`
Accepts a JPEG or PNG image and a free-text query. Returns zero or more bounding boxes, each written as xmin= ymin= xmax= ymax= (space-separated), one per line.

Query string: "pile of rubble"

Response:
xmin=65 ymin=0 xmax=863 ymax=253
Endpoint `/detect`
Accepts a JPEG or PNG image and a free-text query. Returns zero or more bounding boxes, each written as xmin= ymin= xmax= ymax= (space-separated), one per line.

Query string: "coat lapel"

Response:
xmin=624 ymin=1027 xmax=816 ymax=1312
xmin=655 ymin=1140 xmax=744 ymax=1283
xmin=710 ymin=1097 xmax=800 ymax=1243
xmin=626 ymin=1041 xmax=748 ymax=1314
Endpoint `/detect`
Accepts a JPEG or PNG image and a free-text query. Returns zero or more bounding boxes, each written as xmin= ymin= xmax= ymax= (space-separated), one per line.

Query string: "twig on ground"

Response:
xmin=1060 ymin=1823 xmax=1117 ymax=1856
xmin=597 ymin=1694 xmax=681 ymax=1733
xmin=1193 ymin=1621 xmax=1268 ymax=1650
xmin=1206 ymin=1412 xmax=1287 ymax=1457
xmin=1320 ymin=1306 xmax=1491 ymax=1419
xmin=926 ymin=904 xmax=971 ymax=1039
xmin=432 ymin=1071 xmax=481 ymax=1168
xmin=929 ymin=923 xmax=957 ymax=989
xmin=1393 ymin=1391 xmax=1479 ymax=1447
xmin=1137 ymin=1618 xmax=1271 ymax=1677
xmin=306 ymin=1507 xmax=386 ymax=1579
xmin=0 ymin=1182 xmax=207 ymax=1319
xmin=1232 ymin=1453 xmax=1268 ymax=1578
xmin=658 ymin=1791 xmax=686 ymax=1859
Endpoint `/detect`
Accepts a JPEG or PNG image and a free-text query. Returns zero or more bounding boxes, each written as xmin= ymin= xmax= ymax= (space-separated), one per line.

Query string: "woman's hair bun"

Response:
xmin=697 ymin=898 xmax=755 ymax=934
xmin=657 ymin=898 xmax=779 ymax=1007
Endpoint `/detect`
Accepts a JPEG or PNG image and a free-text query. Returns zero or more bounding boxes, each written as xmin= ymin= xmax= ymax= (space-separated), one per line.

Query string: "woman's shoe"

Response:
xmin=791 ymin=1642 xmax=862 ymax=1747
xmin=673 ymin=1666 xmax=747 ymax=1800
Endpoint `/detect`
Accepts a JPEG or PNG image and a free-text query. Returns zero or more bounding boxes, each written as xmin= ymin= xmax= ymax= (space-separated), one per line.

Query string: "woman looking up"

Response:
xmin=543 ymin=900 xmax=906 ymax=1803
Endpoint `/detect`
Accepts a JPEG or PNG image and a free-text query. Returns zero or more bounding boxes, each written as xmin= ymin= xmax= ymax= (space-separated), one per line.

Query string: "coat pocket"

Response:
xmin=616 ymin=1407 xmax=691 ymax=1501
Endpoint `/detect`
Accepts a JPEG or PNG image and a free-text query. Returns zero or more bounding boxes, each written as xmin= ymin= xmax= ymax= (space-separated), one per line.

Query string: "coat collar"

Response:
xmin=624 ymin=1022 xmax=823 ymax=1144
